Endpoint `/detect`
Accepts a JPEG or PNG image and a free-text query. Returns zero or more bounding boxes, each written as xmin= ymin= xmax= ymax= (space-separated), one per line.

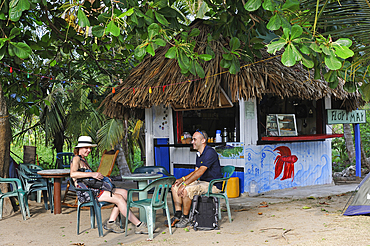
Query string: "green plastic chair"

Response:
xmin=125 ymin=176 xmax=176 ymax=240
xmin=0 ymin=177 xmax=30 ymax=220
xmin=69 ymin=179 xmax=122 ymax=237
xmin=17 ymin=167 xmax=53 ymax=212
xmin=203 ymin=165 xmax=235 ymax=223
xmin=133 ymin=166 xmax=175 ymax=214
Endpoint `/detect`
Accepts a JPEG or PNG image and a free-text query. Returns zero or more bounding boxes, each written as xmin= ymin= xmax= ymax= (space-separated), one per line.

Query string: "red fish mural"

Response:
xmin=274 ymin=146 xmax=298 ymax=181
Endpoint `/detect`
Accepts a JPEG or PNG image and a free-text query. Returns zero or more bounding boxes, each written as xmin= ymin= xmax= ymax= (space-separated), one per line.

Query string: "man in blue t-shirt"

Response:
xmin=171 ymin=130 xmax=223 ymax=228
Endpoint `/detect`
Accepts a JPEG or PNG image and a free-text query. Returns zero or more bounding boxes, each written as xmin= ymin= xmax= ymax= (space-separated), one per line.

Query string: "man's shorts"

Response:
xmin=172 ymin=180 xmax=221 ymax=200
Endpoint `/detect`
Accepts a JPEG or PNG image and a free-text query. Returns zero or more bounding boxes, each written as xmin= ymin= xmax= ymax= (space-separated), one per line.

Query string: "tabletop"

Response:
xmin=121 ymin=173 xmax=163 ymax=181
xmin=37 ymin=169 xmax=70 ymax=178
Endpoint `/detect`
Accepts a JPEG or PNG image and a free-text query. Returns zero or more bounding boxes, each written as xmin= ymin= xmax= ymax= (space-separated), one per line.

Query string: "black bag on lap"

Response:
xmin=190 ymin=195 xmax=219 ymax=231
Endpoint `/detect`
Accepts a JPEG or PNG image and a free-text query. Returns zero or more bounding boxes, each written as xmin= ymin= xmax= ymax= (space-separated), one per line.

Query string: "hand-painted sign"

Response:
xmin=327 ymin=109 xmax=366 ymax=124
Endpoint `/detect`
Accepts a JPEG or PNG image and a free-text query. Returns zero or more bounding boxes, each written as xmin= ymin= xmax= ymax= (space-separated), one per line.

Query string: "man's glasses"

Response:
xmin=196 ymin=129 xmax=206 ymax=139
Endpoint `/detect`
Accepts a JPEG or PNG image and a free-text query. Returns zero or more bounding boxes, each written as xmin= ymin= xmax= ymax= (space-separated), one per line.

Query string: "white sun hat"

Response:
xmin=75 ymin=136 xmax=97 ymax=148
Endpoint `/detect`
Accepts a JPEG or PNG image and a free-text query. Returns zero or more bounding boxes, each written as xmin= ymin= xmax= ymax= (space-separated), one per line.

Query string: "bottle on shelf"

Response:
xmin=223 ymin=128 xmax=228 ymax=142
xmin=215 ymin=130 xmax=222 ymax=143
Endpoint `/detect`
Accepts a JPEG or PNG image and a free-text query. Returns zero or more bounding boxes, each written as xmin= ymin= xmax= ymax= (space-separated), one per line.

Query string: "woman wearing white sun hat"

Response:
xmin=70 ymin=136 xmax=148 ymax=234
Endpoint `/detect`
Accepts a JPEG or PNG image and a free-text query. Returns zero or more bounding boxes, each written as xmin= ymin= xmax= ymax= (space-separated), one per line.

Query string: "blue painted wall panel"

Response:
xmin=244 ymin=141 xmax=332 ymax=194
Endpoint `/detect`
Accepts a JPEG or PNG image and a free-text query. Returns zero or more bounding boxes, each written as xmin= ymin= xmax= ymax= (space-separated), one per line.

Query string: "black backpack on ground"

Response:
xmin=190 ymin=195 xmax=219 ymax=231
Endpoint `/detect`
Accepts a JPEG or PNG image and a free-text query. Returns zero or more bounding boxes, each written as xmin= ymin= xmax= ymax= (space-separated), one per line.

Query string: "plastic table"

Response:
xmin=121 ymin=173 xmax=163 ymax=222
xmin=37 ymin=169 xmax=70 ymax=214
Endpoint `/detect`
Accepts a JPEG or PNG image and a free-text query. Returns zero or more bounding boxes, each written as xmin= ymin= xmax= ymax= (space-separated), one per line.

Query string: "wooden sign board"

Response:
xmin=327 ymin=109 xmax=366 ymax=124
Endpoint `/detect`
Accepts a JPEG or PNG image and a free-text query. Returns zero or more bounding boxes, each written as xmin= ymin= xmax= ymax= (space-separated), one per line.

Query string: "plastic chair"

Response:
xmin=56 ymin=152 xmax=74 ymax=169
xmin=62 ymin=150 xmax=119 ymax=207
xmin=69 ymin=179 xmax=122 ymax=237
xmin=125 ymin=176 xmax=176 ymax=240
xmin=17 ymin=168 xmax=53 ymax=212
xmin=19 ymin=164 xmax=46 ymax=203
xmin=0 ymin=177 xmax=30 ymax=220
xmin=133 ymin=166 xmax=175 ymax=214
xmin=203 ymin=165 xmax=235 ymax=223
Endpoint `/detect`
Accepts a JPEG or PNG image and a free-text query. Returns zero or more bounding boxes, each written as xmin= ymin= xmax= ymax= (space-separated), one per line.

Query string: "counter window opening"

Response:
xmin=173 ymin=104 xmax=240 ymax=144
xmin=257 ymin=95 xmax=327 ymax=142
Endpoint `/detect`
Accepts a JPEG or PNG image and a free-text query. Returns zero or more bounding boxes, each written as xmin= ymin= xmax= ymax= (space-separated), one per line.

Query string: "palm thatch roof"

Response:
xmin=101 ymin=19 xmax=364 ymax=119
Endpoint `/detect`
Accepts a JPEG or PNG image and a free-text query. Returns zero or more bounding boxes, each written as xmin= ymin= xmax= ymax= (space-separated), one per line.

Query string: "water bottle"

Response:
xmin=215 ymin=130 xmax=222 ymax=143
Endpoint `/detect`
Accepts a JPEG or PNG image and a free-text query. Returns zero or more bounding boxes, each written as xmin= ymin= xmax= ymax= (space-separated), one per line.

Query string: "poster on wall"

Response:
xmin=153 ymin=105 xmax=169 ymax=138
xmin=215 ymin=142 xmax=244 ymax=159
xmin=244 ymin=141 xmax=332 ymax=194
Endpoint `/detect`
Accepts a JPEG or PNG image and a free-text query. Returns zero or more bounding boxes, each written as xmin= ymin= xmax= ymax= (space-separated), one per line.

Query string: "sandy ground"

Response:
xmin=1 ymin=188 xmax=369 ymax=246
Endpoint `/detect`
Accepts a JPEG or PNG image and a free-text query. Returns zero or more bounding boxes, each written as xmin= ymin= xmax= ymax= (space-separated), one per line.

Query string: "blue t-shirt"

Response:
xmin=196 ymin=145 xmax=223 ymax=190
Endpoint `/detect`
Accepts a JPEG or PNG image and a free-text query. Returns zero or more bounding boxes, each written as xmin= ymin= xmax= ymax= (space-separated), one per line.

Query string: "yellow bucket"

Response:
xmin=226 ymin=177 xmax=239 ymax=198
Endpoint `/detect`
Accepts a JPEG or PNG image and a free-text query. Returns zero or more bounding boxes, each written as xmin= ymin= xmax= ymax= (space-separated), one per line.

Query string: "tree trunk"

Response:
xmin=0 ymin=81 xmax=14 ymax=216
xmin=115 ymin=142 xmax=131 ymax=176
xmin=343 ymin=124 xmax=355 ymax=164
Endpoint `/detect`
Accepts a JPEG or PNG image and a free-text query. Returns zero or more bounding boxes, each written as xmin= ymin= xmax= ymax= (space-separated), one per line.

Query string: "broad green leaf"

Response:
xmin=0 ymin=13 xmax=5 ymax=20
xmin=106 ymin=21 xmax=120 ymax=36
xmin=299 ymin=45 xmax=311 ymax=55
xmin=194 ymin=61 xmax=205 ymax=78
xmin=223 ymin=53 xmax=233 ymax=60
xmin=244 ymin=0 xmax=262 ymax=12
xmin=281 ymin=44 xmax=296 ymax=66
xmin=266 ymin=14 xmax=281 ymax=31
xmin=325 ymin=55 xmax=342 ymax=70
xmin=146 ymin=43 xmax=155 ymax=56
xmin=148 ymin=23 xmax=160 ymax=40
xmin=118 ymin=8 xmax=134 ymax=18
xmin=178 ymin=50 xmax=190 ymax=68
xmin=301 ymin=54 xmax=314 ymax=68
xmin=9 ymin=42 xmax=32 ymax=59
xmin=92 ymin=43 xmax=98 ymax=51
xmin=334 ymin=38 xmax=352 ymax=47
xmin=134 ymin=45 xmax=146 ymax=58
xmin=10 ymin=28 xmax=21 ymax=38
xmin=92 ymin=26 xmax=105 ymax=37
xmin=198 ymin=54 xmax=212 ymax=61
xmin=154 ymin=38 xmax=166 ymax=46
xmin=155 ymin=12 xmax=169 ymax=26
xmin=78 ymin=7 xmax=90 ymax=27
xmin=334 ymin=46 xmax=354 ymax=59
xmin=206 ymin=45 xmax=215 ymax=58
xmin=320 ymin=45 xmax=331 ymax=56
xmin=189 ymin=60 xmax=196 ymax=76
xmin=282 ymin=0 xmax=300 ymax=11
xmin=220 ymin=58 xmax=231 ymax=69
xmin=44 ymin=99 xmax=51 ymax=107
xmin=230 ymin=37 xmax=240 ymax=51
xmin=310 ymin=42 xmax=321 ymax=53
xmin=283 ymin=28 xmax=290 ymax=40
xmin=252 ymin=43 xmax=265 ymax=50
xmin=262 ymin=0 xmax=276 ymax=11
xmin=229 ymin=56 xmax=240 ymax=74
xmin=50 ymin=60 xmax=56 ymax=67
xmin=165 ymin=47 xmax=176 ymax=59
xmin=267 ymin=39 xmax=286 ymax=54
xmin=290 ymin=25 xmax=302 ymax=40
xmin=9 ymin=0 xmax=30 ymax=21
xmin=281 ymin=17 xmax=292 ymax=30
xmin=290 ymin=43 xmax=302 ymax=61
xmin=189 ymin=28 xmax=200 ymax=37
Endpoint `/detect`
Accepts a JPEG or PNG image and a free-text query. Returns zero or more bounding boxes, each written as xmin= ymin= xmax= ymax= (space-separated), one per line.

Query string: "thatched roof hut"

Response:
xmin=101 ymin=19 xmax=363 ymax=118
